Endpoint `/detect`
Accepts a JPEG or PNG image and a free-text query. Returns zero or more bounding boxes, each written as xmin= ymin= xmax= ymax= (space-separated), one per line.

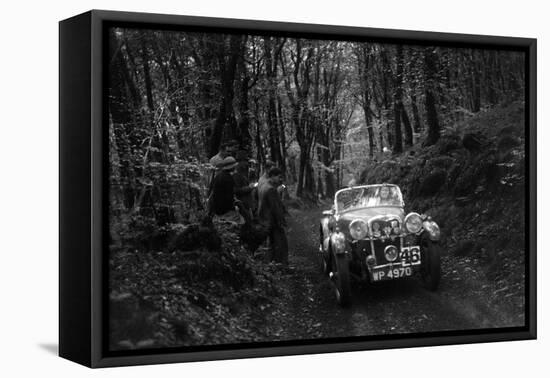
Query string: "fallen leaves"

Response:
xmin=109 ymin=221 xmax=291 ymax=350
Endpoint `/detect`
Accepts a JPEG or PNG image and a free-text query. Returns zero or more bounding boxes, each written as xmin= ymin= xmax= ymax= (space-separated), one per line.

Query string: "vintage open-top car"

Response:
xmin=319 ymin=184 xmax=442 ymax=306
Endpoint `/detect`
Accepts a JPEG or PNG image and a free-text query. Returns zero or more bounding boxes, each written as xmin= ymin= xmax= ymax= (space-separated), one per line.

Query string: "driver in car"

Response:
xmin=378 ymin=186 xmax=395 ymax=205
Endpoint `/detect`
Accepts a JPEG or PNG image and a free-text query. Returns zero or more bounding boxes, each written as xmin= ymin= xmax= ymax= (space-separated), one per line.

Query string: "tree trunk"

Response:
xmin=282 ymin=39 xmax=315 ymax=198
xmin=392 ymin=107 xmax=403 ymax=154
xmin=189 ymin=35 xmax=217 ymax=155
xmin=471 ymin=50 xmax=481 ymax=112
xmin=363 ymin=104 xmax=375 ymax=157
xmin=486 ymin=51 xmax=498 ymax=105
xmin=109 ymin=30 xmax=139 ymax=209
xmin=277 ymin=95 xmax=287 ymax=174
xmin=357 ymin=45 xmax=375 ymax=157
xmin=121 ymin=35 xmax=142 ymax=109
xmin=401 ymin=107 xmax=413 ymax=146
xmin=392 ymin=45 xmax=404 ymax=154
xmin=410 ymin=81 xmax=422 ymax=133
xmin=407 ymin=47 xmax=423 ymax=133
xmin=380 ymin=47 xmax=393 ymax=151
xmin=424 ymin=47 xmax=441 ymax=146
xmin=254 ymin=96 xmax=265 ymax=169
xmin=297 ymin=149 xmax=307 ymax=198
xmin=209 ymin=35 xmax=241 ymax=157
xmin=238 ymin=73 xmax=252 ymax=151
xmin=325 ymin=140 xmax=337 ymax=197
xmin=237 ymin=38 xmax=252 ymax=151
xmin=304 ymin=152 xmax=315 ymax=197
xmin=264 ymin=37 xmax=282 ymax=166
xmin=140 ymin=37 xmax=155 ymax=113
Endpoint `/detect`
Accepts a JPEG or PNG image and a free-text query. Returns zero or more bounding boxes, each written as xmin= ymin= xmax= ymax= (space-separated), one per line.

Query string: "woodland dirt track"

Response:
xmin=264 ymin=204 xmax=524 ymax=341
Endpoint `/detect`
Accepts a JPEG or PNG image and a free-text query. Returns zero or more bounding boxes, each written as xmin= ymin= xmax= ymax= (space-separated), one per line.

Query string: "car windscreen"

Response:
xmin=335 ymin=186 xmax=403 ymax=212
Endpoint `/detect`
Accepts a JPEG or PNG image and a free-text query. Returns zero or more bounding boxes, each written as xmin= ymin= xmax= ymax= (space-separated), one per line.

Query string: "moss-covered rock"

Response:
xmin=497 ymin=135 xmax=520 ymax=152
xmin=437 ymin=135 xmax=462 ymax=155
xmin=418 ymin=170 xmax=447 ymax=196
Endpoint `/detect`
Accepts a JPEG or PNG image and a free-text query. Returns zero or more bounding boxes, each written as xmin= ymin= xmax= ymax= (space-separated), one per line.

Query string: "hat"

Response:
xmin=221 ymin=156 xmax=238 ymax=171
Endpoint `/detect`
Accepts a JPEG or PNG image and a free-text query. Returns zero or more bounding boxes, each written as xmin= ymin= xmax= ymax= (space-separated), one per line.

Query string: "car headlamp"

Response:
xmin=404 ymin=212 xmax=423 ymax=234
xmin=349 ymin=219 xmax=368 ymax=240
xmin=423 ymin=220 xmax=441 ymax=241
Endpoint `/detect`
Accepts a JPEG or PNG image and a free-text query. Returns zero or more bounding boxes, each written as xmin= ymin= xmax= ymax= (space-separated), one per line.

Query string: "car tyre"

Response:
xmin=332 ymin=252 xmax=352 ymax=307
xmin=319 ymin=243 xmax=330 ymax=275
xmin=319 ymin=228 xmax=330 ymax=276
xmin=420 ymin=238 xmax=441 ymax=291
xmin=321 ymin=253 xmax=330 ymax=276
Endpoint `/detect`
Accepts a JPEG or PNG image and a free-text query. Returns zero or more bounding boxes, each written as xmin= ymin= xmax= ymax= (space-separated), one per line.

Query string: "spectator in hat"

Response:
xmin=255 ymin=159 xmax=273 ymax=214
xmin=257 ymin=167 xmax=288 ymax=265
xmin=257 ymin=159 xmax=275 ymax=199
xmin=207 ymin=140 xmax=237 ymax=212
xmin=207 ymin=142 xmax=229 ymax=204
xmin=248 ymin=158 xmax=258 ymax=182
xmin=209 ymin=142 xmax=229 ymax=169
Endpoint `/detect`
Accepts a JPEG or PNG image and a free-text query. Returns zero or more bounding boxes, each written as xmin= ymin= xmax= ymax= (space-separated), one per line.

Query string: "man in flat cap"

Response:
xmin=257 ymin=167 xmax=288 ymax=265
xmin=207 ymin=140 xmax=237 ymax=214
xmin=210 ymin=156 xmax=238 ymax=217
xmin=233 ymin=150 xmax=256 ymax=223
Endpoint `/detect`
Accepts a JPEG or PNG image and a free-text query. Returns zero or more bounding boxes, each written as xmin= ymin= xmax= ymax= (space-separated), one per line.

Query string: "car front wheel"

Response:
xmin=321 ymin=253 xmax=330 ymax=276
xmin=319 ymin=228 xmax=330 ymax=275
xmin=420 ymin=238 xmax=441 ymax=291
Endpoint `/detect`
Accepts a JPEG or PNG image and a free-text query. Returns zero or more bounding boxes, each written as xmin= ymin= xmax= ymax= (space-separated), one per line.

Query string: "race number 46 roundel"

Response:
xmin=401 ymin=246 xmax=421 ymax=266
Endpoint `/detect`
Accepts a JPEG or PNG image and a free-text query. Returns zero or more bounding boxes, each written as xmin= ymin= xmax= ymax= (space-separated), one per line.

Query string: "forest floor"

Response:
xmin=109 ymin=102 xmax=526 ymax=351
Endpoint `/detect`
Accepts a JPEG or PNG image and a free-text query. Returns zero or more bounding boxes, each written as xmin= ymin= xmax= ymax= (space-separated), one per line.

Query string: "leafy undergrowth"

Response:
xmin=109 ymin=220 xmax=291 ymax=350
xmin=359 ymin=101 xmax=526 ymax=326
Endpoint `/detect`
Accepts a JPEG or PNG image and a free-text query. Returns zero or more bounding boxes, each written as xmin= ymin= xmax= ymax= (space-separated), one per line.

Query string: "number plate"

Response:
xmin=372 ymin=265 xmax=413 ymax=281
xmin=400 ymin=246 xmax=421 ymax=266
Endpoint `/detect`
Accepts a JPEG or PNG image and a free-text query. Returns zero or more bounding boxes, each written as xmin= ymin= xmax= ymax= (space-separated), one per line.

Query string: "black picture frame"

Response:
xmin=59 ymin=9 xmax=537 ymax=368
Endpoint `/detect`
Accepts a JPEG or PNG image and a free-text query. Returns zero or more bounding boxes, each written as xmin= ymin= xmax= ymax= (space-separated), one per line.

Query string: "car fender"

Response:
xmin=320 ymin=217 xmax=333 ymax=254
xmin=322 ymin=237 xmax=331 ymax=254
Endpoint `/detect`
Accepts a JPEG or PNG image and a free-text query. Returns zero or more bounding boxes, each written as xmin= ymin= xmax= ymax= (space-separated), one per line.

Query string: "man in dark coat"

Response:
xmin=255 ymin=159 xmax=274 ymax=214
xmin=257 ymin=159 xmax=275 ymax=194
xmin=210 ymin=156 xmax=238 ymax=216
xmin=209 ymin=139 xmax=237 ymax=169
xmin=207 ymin=141 xmax=236 ymax=214
xmin=208 ymin=140 xmax=237 ymax=194
xmin=233 ymin=151 xmax=255 ymax=223
xmin=257 ymin=167 xmax=288 ymax=265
